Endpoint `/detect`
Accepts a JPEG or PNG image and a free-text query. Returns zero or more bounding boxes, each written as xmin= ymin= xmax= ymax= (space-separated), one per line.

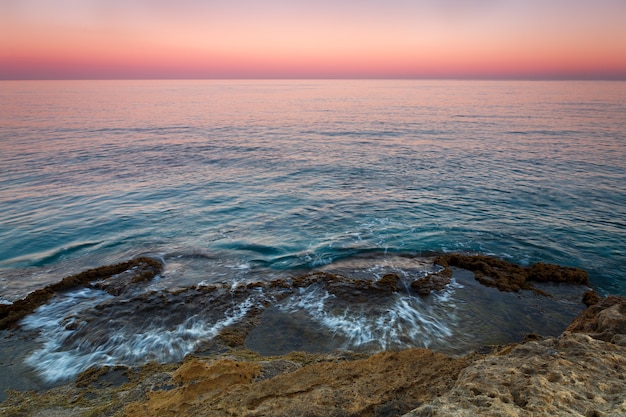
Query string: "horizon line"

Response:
xmin=2 ymin=76 xmax=626 ymax=82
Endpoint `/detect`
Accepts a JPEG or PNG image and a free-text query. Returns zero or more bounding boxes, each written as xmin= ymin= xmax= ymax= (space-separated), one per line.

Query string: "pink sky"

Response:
xmin=1 ymin=0 xmax=625 ymax=79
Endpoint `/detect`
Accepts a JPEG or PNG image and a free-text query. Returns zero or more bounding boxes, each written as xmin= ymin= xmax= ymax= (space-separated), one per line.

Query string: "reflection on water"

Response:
xmin=1 ymin=80 xmax=625 ymax=295
xmin=1 ymin=80 xmax=626 ymax=295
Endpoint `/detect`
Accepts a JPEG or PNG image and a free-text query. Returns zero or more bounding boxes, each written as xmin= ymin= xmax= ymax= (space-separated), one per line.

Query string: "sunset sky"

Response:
xmin=1 ymin=0 xmax=625 ymax=80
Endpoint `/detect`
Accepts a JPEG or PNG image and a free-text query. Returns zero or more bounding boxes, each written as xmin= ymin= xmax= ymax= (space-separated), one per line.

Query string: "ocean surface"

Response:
xmin=1 ymin=80 xmax=625 ymax=389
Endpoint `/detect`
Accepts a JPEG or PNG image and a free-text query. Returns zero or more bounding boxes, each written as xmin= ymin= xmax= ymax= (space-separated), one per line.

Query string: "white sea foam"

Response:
xmin=277 ymin=286 xmax=457 ymax=351
xmin=21 ymin=288 xmax=258 ymax=383
xmin=432 ymin=278 xmax=463 ymax=303
xmin=227 ymin=262 xmax=251 ymax=270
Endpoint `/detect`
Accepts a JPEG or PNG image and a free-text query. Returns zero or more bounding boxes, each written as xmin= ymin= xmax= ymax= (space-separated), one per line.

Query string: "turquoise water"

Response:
xmin=1 ymin=80 xmax=626 ymax=297
xmin=1 ymin=80 xmax=625 ymax=390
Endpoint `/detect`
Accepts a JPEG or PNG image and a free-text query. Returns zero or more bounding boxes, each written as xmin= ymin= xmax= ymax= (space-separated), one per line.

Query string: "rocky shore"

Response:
xmin=1 ymin=255 xmax=624 ymax=417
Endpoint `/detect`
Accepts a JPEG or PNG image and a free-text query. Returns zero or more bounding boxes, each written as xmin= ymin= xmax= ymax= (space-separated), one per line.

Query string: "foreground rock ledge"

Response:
xmin=1 ymin=296 xmax=624 ymax=417
xmin=405 ymin=333 xmax=625 ymax=417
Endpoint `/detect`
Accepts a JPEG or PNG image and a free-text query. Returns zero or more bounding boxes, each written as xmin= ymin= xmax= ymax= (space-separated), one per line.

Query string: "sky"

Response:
xmin=1 ymin=0 xmax=625 ymax=80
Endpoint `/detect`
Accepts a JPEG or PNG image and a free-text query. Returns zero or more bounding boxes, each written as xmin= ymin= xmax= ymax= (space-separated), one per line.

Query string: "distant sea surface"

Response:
xmin=1 ymin=80 xmax=625 ymax=297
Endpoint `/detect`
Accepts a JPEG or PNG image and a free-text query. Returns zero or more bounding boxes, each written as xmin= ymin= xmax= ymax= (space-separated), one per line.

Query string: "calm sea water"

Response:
xmin=1 ymin=79 xmax=625 ymax=388
xmin=2 ymin=80 xmax=625 ymax=295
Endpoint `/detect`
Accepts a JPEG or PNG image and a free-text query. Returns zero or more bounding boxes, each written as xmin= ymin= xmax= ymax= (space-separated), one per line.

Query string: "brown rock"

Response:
xmin=582 ymin=290 xmax=602 ymax=307
xmin=434 ymin=254 xmax=528 ymax=292
xmin=122 ymin=349 xmax=470 ymax=417
xmin=0 ymin=257 xmax=163 ymax=329
xmin=527 ymin=262 xmax=589 ymax=285
xmin=404 ymin=332 xmax=626 ymax=417
xmin=376 ymin=273 xmax=401 ymax=292
xmin=411 ymin=267 xmax=452 ymax=295
xmin=433 ymin=254 xmax=589 ymax=294
xmin=566 ymin=295 xmax=626 ymax=343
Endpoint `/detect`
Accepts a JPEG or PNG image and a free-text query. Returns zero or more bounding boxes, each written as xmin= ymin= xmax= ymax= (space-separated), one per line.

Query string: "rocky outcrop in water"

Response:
xmin=410 ymin=266 xmax=452 ymax=295
xmin=432 ymin=253 xmax=589 ymax=294
xmin=0 ymin=257 xmax=163 ymax=330
xmin=409 ymin=253 xmax=590 ymax=296
xmin=2 ymin=294 xmax=624 ymax=417
xmin=0 ymin=255 xmax=622 ymax=417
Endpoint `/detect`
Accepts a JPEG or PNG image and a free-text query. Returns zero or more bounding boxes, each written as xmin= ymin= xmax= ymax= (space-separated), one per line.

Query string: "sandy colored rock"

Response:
xmin=122 ymin=348 xmax=469 ymax=417
xmin=125 ymin=359 xmax=262 ymax=417
xmin=403 ymin=332 xmax=626 ymax=417
xmin=405 ymin=296 xmax=626 ymax=417
xmin=566 ymin=295 xmax=626 ymax=343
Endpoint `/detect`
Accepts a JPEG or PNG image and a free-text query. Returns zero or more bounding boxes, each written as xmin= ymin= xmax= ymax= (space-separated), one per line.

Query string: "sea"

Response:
xmin=1 ymin=80 xmax=625 ymax=390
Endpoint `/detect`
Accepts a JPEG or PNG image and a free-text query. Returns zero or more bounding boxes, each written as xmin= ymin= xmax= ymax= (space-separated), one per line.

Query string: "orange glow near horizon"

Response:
xmin=1 ymin=1 xmax=625 ymax=80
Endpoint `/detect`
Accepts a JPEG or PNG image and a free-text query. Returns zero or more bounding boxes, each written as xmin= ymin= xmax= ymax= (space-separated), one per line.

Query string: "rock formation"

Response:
xmin=405 ymin=294 xmax=626 ymax=417
xmin=1 ymin=293 xmax=622 ymax=417
xmin=1 ymin=256 xmax=623 ymax=417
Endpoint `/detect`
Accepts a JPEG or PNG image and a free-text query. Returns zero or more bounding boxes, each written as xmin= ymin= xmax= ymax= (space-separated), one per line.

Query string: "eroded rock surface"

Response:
xmin=123 ymin=348 xmax=469 ymax=417
xmin=566 ymin=295 xmax=626 ymax=345
xmin=410 ymin=267 xmax=452 ymax=295
xmin=405 ymin=297 xmax=626 ymax=417
xmin=404 ymin=333 xmax=626 ymax=417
